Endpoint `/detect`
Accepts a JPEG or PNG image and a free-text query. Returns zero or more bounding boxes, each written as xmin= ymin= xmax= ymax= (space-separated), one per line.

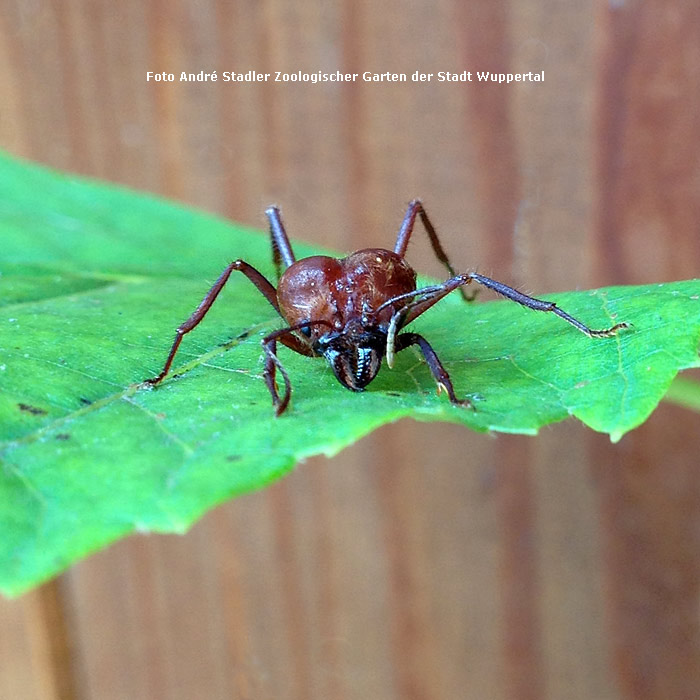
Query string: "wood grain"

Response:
xmin=1 ymin=1 xmax=698 ymax=698
xmin=593 ymin=3 xmax=700 ymax=698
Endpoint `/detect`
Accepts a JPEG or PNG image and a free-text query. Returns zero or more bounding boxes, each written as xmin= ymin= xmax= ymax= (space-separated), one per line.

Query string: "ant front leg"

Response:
xmin=395 ymin=332 xmax=472 ymax=409
xmin=262 ymin=322 xmax=322 ymax=416
xmin=262 ymin=331 xmax=293 ymax=417
xmin=146 ymin=260 xmax=281 ymax=385
xmin=384 ymin=277 xmax=475 ymax=367
xmin=393 ymin=199 xmax=473 ymax=301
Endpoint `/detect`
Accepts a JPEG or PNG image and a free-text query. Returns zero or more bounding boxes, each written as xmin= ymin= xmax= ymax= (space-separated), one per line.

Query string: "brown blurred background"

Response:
xmin=1 ymin=1 xmax=699 ymax=699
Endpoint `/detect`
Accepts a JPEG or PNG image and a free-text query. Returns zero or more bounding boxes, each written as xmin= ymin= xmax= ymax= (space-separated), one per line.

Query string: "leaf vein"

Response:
xmin=121 ymin=396 xmax=195 ymax=457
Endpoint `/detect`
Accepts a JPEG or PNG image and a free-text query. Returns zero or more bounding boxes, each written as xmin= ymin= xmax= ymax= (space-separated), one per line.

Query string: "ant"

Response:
xmin=146 ymin=200 xmax=629 ymax=415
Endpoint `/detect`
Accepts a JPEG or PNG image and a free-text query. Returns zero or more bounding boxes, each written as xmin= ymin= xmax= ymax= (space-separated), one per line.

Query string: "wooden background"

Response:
xmin=1 ymin=1 xmax=699 ymax=698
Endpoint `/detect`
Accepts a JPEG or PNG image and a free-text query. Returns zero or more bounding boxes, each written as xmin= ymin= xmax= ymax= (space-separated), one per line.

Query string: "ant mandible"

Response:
xmin=146 ymin=200 xmax=629 ymax=415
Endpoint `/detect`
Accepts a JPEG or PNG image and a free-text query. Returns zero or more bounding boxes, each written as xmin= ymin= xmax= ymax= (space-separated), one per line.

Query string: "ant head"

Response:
xmin=315 ymin=324 xmax=387 ymax=392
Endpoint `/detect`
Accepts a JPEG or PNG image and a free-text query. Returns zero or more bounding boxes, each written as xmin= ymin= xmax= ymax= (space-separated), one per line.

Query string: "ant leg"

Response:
xmin=465 ymin=273 xmax=630 ymax=337
xmin=262 ymin=332 xmax=293 ymax=417
xmin=384 ymin=277 xmax=475 ymax=366
xmin=266 ymin=206 xmax=296 ymax=279
xmin=378 ymin=279 xmax=469 ymax=367
xmin=393 ymin=199 xmax=473 ymax=301
xmin=147 ymin=260 xmax=282 ymax=385
xmin=397 ymin=273 xmax=629 ymax=336
xmin=262 ymin=321 xmax=331 ymax=416
xmin=395 ymin=332 xmax=472 ymax=408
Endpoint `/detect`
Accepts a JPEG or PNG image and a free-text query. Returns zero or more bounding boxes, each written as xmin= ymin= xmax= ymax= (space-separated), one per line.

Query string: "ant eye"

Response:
xmin=300 ymin=324 xmax=312 ymax=338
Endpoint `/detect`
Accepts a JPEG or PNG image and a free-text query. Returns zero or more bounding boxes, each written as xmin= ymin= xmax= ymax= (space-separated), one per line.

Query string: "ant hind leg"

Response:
xmin=393 ymin=200 xmax=473 ymax=301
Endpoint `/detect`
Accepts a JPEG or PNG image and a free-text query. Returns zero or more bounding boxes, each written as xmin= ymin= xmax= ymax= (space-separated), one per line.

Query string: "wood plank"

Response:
xmin=594 ymin=4 xmax=700 ymax=697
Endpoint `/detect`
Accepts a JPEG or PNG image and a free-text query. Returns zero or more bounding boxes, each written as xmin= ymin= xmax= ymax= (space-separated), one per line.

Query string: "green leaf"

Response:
xmin=1 ymin=151 xmax=699 ymax=596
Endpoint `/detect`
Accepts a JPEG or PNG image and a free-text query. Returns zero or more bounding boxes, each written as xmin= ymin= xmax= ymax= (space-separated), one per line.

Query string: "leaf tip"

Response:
xmin=609 ymin=429 xmax=625 ymax=444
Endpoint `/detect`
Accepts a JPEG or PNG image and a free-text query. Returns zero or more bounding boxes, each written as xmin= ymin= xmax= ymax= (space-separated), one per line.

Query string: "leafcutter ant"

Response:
xmin=146 ymin=200 xmax=629 ymax=415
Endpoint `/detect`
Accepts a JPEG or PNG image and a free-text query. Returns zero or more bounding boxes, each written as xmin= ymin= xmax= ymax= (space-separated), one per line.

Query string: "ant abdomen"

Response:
xmin=277 ymin=248 xmax=416 ymax=336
